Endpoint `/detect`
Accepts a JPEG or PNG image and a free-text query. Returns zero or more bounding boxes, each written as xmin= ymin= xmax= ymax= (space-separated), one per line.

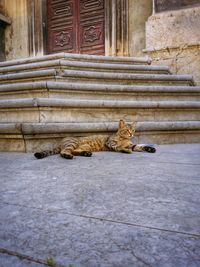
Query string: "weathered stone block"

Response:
xmin=145 ymin=6 xmax=200 ymax=85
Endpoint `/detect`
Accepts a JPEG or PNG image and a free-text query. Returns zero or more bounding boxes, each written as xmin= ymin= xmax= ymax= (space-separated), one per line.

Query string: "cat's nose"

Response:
xmin=128 ymin=131 xmax=132 ymax=137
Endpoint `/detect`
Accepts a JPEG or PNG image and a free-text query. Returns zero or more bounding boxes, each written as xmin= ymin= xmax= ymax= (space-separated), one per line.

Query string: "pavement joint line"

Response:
xmin=149 ymin=179 xmax=200 ymax=186
xmin=2 ymin=201 xmax=200 ymax=238
xmin=150 ymin=161 xmax=200 ymax=166
xmin=53 ymin=211 xmax=200 ymax=238
xmin=0 ymin=247 xmax=65 ymax=267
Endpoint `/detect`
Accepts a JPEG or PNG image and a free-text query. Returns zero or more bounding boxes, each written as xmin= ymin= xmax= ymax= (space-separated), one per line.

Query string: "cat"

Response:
xmin=34 ymin=119 xmax=155 ymax=160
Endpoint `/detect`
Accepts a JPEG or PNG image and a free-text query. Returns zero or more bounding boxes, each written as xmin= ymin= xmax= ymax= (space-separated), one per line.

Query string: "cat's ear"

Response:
xmin=132 ymin=121 xmax=137 ymax=129
xmin=119 ymin=119 xmax=125 ymax=128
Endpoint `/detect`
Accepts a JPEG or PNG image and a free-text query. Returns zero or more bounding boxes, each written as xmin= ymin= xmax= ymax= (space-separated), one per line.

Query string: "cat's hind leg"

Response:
xmin=73 ymin=144 xmax=92 ymax=157
xmin=60 ymin=139 xmax=79 ymax=159
xmin=60 ymin=149 xmax=74 ymax=159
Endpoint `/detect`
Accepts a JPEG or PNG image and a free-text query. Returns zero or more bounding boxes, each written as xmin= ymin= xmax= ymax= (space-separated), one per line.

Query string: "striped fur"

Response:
xmin=34 ymin=120 xmax=136 ymax=159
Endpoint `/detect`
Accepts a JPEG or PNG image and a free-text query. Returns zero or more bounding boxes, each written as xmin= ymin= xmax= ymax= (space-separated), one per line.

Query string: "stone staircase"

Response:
xmin=0 ymin=52 xmax=200 ymax=152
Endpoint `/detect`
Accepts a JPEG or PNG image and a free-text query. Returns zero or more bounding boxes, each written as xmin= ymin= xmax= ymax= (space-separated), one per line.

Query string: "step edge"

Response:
xmin=0 ymin=82 xmax=199 ymax=93
xmin=1 ymin=121 xmax=200 ymax=135
xmin=61 ymin=69 xmax=194 ymax=81
xmin=0 ymin=60 xmax=168 ymax=74
xmin=0 ymin=98 xmax=200 ymax=109
xmin=0 ymin=53 xmax=152 ymax=67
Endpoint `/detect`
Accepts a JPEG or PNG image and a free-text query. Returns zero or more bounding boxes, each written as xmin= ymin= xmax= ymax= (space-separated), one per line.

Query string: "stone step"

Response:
xmin=0 ymin=59 xmax=170 ymax=75
xmin=0 ymin=52 xmax=152 ymax=68
xmin=0 ymin=69 xmax=56 ymax=84
xmin=0 ymin=69 xmax=194 ymax=86
xmin=0 ymin=121 xmax=199 ymax=152
xmin=0 ymin=53 xmax=199 ymax=151
xmin=59 ymin=70 xmax=195 ymax=86
xmin=0 ymin=98 xmax=199 ymax=123
xmin=0 ymin=82 xmax=200 ymax=101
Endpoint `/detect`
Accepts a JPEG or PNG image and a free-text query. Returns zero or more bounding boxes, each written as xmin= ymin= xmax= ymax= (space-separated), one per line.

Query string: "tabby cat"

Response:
xmin=34 ymin=120 xmax=155 ymax=160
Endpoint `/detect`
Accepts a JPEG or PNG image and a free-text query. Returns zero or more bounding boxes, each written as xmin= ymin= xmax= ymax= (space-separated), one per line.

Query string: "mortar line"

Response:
xmin=2 ymin=201 xmax=200 ymax=238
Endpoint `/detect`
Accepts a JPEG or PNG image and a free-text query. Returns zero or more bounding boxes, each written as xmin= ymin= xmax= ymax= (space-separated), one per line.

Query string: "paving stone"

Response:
xmin=0 ymin=144 xmax=200 ymax=267
xmin=0 ymin=204 xmax=200 ymax=267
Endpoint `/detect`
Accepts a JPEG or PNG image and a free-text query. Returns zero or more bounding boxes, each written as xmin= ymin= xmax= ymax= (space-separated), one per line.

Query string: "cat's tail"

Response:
xmin=34 ymin=147 xmax=60 ymax=159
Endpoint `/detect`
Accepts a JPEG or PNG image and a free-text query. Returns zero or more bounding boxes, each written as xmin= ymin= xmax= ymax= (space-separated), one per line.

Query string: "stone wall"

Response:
xmin=145 ymin=6 xmax=200 ymax=85
xmin=4 ymin=0 xmax=29 ymax=60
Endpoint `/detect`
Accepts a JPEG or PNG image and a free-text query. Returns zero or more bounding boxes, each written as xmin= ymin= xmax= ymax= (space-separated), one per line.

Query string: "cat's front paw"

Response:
xmin=142 ymin=145 xmax=156 ymax=153
xmin=34 ymin=152 xmax=47 ymax=159
xmin=34 ymin=152 xmax=43 ymax=159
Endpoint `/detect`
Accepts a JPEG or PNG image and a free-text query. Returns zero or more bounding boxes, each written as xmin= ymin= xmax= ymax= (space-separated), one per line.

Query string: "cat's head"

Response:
xmin=117 ymin=119 xmax=136 ymax=139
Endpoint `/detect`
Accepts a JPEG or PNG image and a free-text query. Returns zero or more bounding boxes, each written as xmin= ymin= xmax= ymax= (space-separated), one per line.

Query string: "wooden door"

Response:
xmin=47 ymin=0 xmax=105 ymax=55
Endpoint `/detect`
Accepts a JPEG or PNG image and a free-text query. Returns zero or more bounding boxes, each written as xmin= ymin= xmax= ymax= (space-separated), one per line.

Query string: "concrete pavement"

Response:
xmin=0 ymin=144 xmax=200 ymax=267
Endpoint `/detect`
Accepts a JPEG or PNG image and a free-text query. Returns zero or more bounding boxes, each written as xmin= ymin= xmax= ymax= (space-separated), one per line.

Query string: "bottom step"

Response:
xmin=0 ymin=121 xmax=200 ymax=152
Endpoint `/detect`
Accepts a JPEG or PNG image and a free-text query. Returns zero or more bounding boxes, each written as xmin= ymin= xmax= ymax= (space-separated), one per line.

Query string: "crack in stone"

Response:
xmin=0 ymin=247 xmax=65 ymax=267
xmin=2 ymin=201 xmax=200 ymax=238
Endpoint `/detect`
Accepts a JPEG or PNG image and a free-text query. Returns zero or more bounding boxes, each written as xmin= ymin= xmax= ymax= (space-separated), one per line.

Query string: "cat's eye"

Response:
xmin=123 ymin=129 xmax=132 ymax=136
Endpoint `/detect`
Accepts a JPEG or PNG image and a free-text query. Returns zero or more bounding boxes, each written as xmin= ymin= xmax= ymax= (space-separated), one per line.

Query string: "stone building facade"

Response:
xmin=0 ymin=0 xmax=200 ymax=84
xmin=145 ymin=0 xmax=200 ymax=85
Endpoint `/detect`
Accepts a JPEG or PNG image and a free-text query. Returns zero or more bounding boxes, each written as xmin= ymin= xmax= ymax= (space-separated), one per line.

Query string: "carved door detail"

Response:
xmin=47 ymin=0 xmax=105 ymax=55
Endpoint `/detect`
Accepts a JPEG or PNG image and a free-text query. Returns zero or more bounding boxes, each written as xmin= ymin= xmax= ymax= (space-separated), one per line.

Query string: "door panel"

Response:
xmin=47 ymin=0 xmax=77 ymax=53
xmin=79 ymin=0 xmax=105 ymax=55
xmin=47 ymin=0 xmax=105 ymax=55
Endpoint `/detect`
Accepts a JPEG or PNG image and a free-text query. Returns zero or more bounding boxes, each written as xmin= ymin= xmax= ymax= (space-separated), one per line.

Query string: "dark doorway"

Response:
xmin=0 ymin=13 xmax=11 ymax=61
xmin=0 ymin=22 xmax=5 ymax=61
xmin=155 ymin=0 xmax=200 ymax=13
xmin=47 ymin=0 xmax=105 ymax=55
